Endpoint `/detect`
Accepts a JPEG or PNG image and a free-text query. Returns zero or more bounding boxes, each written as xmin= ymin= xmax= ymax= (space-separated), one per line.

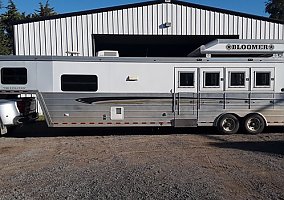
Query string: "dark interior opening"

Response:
xmin=93 ymin=34 xmax=239 ymax=57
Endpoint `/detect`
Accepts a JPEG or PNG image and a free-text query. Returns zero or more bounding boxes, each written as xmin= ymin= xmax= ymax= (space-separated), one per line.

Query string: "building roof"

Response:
xmin=14 ymin=0 xmax=284 ymax=25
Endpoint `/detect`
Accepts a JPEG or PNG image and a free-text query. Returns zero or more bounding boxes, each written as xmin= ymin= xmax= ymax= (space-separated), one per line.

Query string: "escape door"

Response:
xmin=173 ymin=67 xmax=198 ymax=126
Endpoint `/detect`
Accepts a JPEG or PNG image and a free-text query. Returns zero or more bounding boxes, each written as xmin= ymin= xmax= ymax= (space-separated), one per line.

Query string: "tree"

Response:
xmin=0 ymin=0 xmax=58 ymax=55
xmin=1 ymin=0 xmax=26 ymax=54
xmin=33 ymin=0 xmax=57 ymax=18
xmin=265 ymin=0 xmax=284 ymax=21
xmin=0 ymin=22 xmax=10 ymax=55
xmin=0 ymin=0 xmax=8 ymax=55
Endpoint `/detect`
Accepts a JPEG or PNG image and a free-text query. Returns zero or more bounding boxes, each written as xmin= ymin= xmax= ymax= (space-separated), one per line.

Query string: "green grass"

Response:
xmin=36 ymin=115 xmax=45 ymax=121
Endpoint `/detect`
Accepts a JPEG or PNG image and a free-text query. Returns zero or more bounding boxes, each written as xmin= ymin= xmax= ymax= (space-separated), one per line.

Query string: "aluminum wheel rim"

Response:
xmin=247 ymin=118 xmax=261 ymax=132
xmin=222 ymin=118 xmax=236 ymax=132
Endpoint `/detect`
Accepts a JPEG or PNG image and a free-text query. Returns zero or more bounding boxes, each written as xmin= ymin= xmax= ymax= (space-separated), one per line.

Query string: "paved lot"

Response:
xmin=0 ymin=122 xmax=283 ymax=199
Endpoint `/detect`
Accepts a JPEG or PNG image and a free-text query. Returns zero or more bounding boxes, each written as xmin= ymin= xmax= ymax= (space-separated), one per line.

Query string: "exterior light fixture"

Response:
xmin=164 ymin=22 xmax=172 ymax=28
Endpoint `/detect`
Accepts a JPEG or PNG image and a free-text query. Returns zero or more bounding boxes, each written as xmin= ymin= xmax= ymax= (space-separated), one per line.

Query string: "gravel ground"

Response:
xmin=0 ymin=122 xmax=283 ymax=200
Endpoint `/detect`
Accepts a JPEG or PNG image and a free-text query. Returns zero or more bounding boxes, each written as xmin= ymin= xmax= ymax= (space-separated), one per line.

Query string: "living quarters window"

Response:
xmin=204 ymin=72 xmax=220 ymax=87
xmin=61 ymin=75 xmax=98 ymax=91
xmin=1 ymin=68 xmax=27 ymax=85
xmin=255 ymin=72 xmax=270 ymax=87
xmin=179 ymin=72 xmax=194 ymax=87
xmin=229 ymin=72 xmax=245 ymax=87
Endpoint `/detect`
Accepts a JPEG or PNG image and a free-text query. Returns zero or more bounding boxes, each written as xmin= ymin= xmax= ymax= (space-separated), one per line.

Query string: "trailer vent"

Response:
xmin=111 ymin=107 xmax=124 ymax=120
xmin=97 ymin=50 xmax=119 ymax=57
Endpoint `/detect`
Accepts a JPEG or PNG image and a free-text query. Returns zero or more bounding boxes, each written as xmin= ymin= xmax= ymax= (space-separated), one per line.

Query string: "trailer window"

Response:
xmin=255 ymin=72 xmax=270 ymax=87
xmin=1 ymin=68 xmax=27 ymax=85
xmin=229 ymin=72 xmax=245 ymax=87
xmin=179 ymin=72 xmax=194 ymax=87
xmin=204 ymin=72 xmax=220 ymax=87
xmin=61 ymin=75 xmax=98 ymax=91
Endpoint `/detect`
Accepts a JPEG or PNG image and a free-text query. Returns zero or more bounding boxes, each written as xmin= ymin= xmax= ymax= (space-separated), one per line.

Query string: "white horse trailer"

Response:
xmin=0 ymin=39 xmax=284 ymax=134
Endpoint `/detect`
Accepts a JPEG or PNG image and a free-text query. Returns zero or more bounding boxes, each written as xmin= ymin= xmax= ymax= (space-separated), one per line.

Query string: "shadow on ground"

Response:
xmin=4 ymin=122 xmax=284 ymax=156
xmin=5 ymin=121 xmax=220 ymax=138
xmin=4 ymin=121 xmax=284 ymax=139
xmin=209 ymin=140 xmax=284 ymax=156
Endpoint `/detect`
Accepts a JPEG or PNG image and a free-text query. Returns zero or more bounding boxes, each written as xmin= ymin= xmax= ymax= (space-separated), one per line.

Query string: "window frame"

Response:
xmin=225 ymin=68 xmax=250 ymax=91
xmin=229 ymin=71 xmax=246 ymax=88
xmin=61 ymin=74 xmax=98 ymax=92
xmin=204 ymin=71 xmax=220 ymax=88
xmin=1 ymin=67 xmax=27 ymax=85
xmin=178 ymin=71 xmax=195 ymax=88
xmin=254 ymin=71 xmax=271 ymax=88
xmin=251 ymin=68 xmax=275 ymax=91
xmin=200 ymin=68 xmax=224 ymax=92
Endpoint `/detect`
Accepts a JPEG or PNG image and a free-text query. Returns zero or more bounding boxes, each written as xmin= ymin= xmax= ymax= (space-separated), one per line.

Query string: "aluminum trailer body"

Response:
xmin=0 ymin=40 xmax=284 ymax=134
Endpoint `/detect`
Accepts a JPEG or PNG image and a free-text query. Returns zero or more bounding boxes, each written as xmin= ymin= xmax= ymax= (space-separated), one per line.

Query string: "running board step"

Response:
xmin=173 ymin=119 xmax=198 ymax=127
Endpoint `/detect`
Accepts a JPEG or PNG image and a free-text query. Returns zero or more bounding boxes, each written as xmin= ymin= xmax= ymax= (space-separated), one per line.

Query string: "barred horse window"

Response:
xmin=229 ymin=72 xmax=245 ymax=87
xmin=255 ymin=72 xmax=270 ymax=87
xmin=179 ymin=72 xmax=194 ymax=87
xmin=205 ymin=72 xmax=220 ymax=87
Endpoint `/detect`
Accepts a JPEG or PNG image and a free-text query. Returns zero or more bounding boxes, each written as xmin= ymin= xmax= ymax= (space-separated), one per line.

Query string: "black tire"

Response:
xmin=7 ymin=126 xmax=16 ymax=133
xmin=243 ymin=114 xmax=265 ymax=134
xmin=217 ymin=114 xmax=239 ymax=134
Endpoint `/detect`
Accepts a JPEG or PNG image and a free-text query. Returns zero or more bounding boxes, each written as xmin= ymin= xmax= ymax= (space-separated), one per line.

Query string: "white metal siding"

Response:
xmin=14 ymin=2 xmax=284 ymax=56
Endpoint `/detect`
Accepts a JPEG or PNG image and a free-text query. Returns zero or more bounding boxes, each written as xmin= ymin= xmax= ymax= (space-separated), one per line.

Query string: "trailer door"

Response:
xmin=198 ymin=68 xmax=225 ymax=125
xmin=173 ymin=68 xmax=198 ymax=127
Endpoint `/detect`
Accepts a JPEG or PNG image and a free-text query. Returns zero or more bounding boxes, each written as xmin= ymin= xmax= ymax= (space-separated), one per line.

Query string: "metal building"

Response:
xmin=13 ymin=0 xmax=284 ymax=57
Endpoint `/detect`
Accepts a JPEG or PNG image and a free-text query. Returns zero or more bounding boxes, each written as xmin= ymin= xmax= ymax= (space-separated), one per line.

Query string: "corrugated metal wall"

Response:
xmin=14 ymin=2 xmax=284 ymax=56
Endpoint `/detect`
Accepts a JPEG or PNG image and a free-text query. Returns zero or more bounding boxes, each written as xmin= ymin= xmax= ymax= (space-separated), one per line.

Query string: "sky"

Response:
xmin=1 ymin=0 xmax=269 ymax=17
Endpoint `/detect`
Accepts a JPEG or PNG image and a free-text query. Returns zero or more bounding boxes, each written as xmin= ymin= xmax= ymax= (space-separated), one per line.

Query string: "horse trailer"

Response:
xmin=0 ymin=39 xmax=284 ymax=134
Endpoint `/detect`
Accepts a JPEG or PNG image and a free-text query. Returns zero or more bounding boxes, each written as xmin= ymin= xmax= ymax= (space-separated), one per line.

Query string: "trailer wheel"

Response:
xmin=243 ymin=114 xmax=265 ymax=134
xmin=217 ymin=114 xmax=239 ymax=134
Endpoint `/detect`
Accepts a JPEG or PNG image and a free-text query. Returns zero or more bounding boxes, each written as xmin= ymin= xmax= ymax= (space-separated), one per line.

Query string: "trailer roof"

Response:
xmin=0 ymin=55 xmax=283 ymax=63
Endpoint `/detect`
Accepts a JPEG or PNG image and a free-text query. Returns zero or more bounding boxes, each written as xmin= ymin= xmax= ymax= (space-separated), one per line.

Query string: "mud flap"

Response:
xmin=0 ymin=118 xmax=7 ymax=135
